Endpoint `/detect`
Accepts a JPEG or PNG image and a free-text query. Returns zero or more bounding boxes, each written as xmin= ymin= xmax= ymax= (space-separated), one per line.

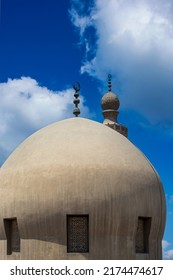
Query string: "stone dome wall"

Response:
xmin=0 ymin=118 xmax=166 ymax=259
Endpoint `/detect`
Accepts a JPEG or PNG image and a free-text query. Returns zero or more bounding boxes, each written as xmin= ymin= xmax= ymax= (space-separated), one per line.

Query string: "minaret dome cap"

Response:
xmin=101 ymin=91 xmax=120 ymax=111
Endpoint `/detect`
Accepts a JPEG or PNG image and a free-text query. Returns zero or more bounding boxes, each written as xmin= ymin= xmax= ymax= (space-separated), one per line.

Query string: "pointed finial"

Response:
xmin=73 ymin=82 xmax=80 ymax=117
xmin=108 ymin=74 xmax=112 ymax=92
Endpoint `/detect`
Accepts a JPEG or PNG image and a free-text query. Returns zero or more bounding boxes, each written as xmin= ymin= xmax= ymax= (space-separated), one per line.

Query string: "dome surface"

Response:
xmin=0 ymin=118 xmax=165 ymax=260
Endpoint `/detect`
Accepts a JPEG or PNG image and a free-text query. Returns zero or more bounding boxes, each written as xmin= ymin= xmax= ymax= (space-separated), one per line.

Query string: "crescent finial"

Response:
xmin=73 ymin=81 xmax=80 ymax=93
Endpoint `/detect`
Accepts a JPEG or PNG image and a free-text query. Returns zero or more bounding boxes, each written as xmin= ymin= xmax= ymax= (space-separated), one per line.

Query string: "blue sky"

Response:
xmin=0 ymin=0 xmax=173 ymax=259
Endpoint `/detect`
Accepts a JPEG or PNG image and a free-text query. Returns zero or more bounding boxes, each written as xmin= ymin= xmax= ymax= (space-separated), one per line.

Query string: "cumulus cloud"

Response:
xmin=162 ymin=240 xmax=173 ymax=260
xmin=0 ymin=77 xmax=90 ymax=165
xmin=70 ymin=0 xmax=173 ymax=128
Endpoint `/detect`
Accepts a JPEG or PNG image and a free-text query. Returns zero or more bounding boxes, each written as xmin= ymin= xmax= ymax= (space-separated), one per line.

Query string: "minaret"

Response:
xmin=101 ymin=75 xmax=128 ymax=137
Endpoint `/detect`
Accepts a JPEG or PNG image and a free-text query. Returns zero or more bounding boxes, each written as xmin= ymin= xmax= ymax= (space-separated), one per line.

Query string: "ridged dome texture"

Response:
xmin=0 ymin=118 xmax=165 ymax=260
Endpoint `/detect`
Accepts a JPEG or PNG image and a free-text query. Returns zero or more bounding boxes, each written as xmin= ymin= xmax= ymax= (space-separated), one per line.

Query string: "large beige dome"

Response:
xmin=0 ymin=117 xmax=165 ymax=259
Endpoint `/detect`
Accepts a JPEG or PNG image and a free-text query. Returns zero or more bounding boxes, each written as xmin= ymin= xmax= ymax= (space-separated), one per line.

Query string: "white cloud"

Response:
xmin=0 ymin=77 xmax=90 ymax=165
xmin=162 ymin=239 xmax=170 ymax=249
xmin=164 ymin=249 xmax=173 ymax=260
xmin=69 ymin=1 xmax=97 ymax=61
xmin=168 ymin=195 xmax=173 ymax=204
xmin=162 ymin=240 xmax=173 ymax=260
xmin=70 ymin=0 xmax=173 ymax=128
xmin=69 ymin=8 xmax=92 ymax=37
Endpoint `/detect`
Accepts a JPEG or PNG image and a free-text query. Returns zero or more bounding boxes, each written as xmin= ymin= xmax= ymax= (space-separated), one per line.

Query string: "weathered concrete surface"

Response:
xmin=0 ymin=118 xmax=166 ymax=259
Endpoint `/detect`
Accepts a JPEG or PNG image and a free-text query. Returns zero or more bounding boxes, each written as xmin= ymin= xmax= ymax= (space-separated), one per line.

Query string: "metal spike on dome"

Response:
xmin=73 ymin=82 xmax=80 ymax=117
xmin=108 ymin=74 xmax=112 ymax=92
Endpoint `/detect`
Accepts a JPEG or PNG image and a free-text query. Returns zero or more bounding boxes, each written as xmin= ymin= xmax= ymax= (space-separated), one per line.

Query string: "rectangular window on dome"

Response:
xmin=67 ymin=215 xmax=89 ymax=253
xmin=135 ymin=217 xmax=151 ymax=254
xmin=4 ymin=218 xmax=20 ymax=255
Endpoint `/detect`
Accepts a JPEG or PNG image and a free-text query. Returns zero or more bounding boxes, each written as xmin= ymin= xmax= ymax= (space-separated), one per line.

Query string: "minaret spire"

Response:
xmin=108 ymin=74 xmax=112 ymax=92
xmin=73 ymin=82 xmax=80 ymax=117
